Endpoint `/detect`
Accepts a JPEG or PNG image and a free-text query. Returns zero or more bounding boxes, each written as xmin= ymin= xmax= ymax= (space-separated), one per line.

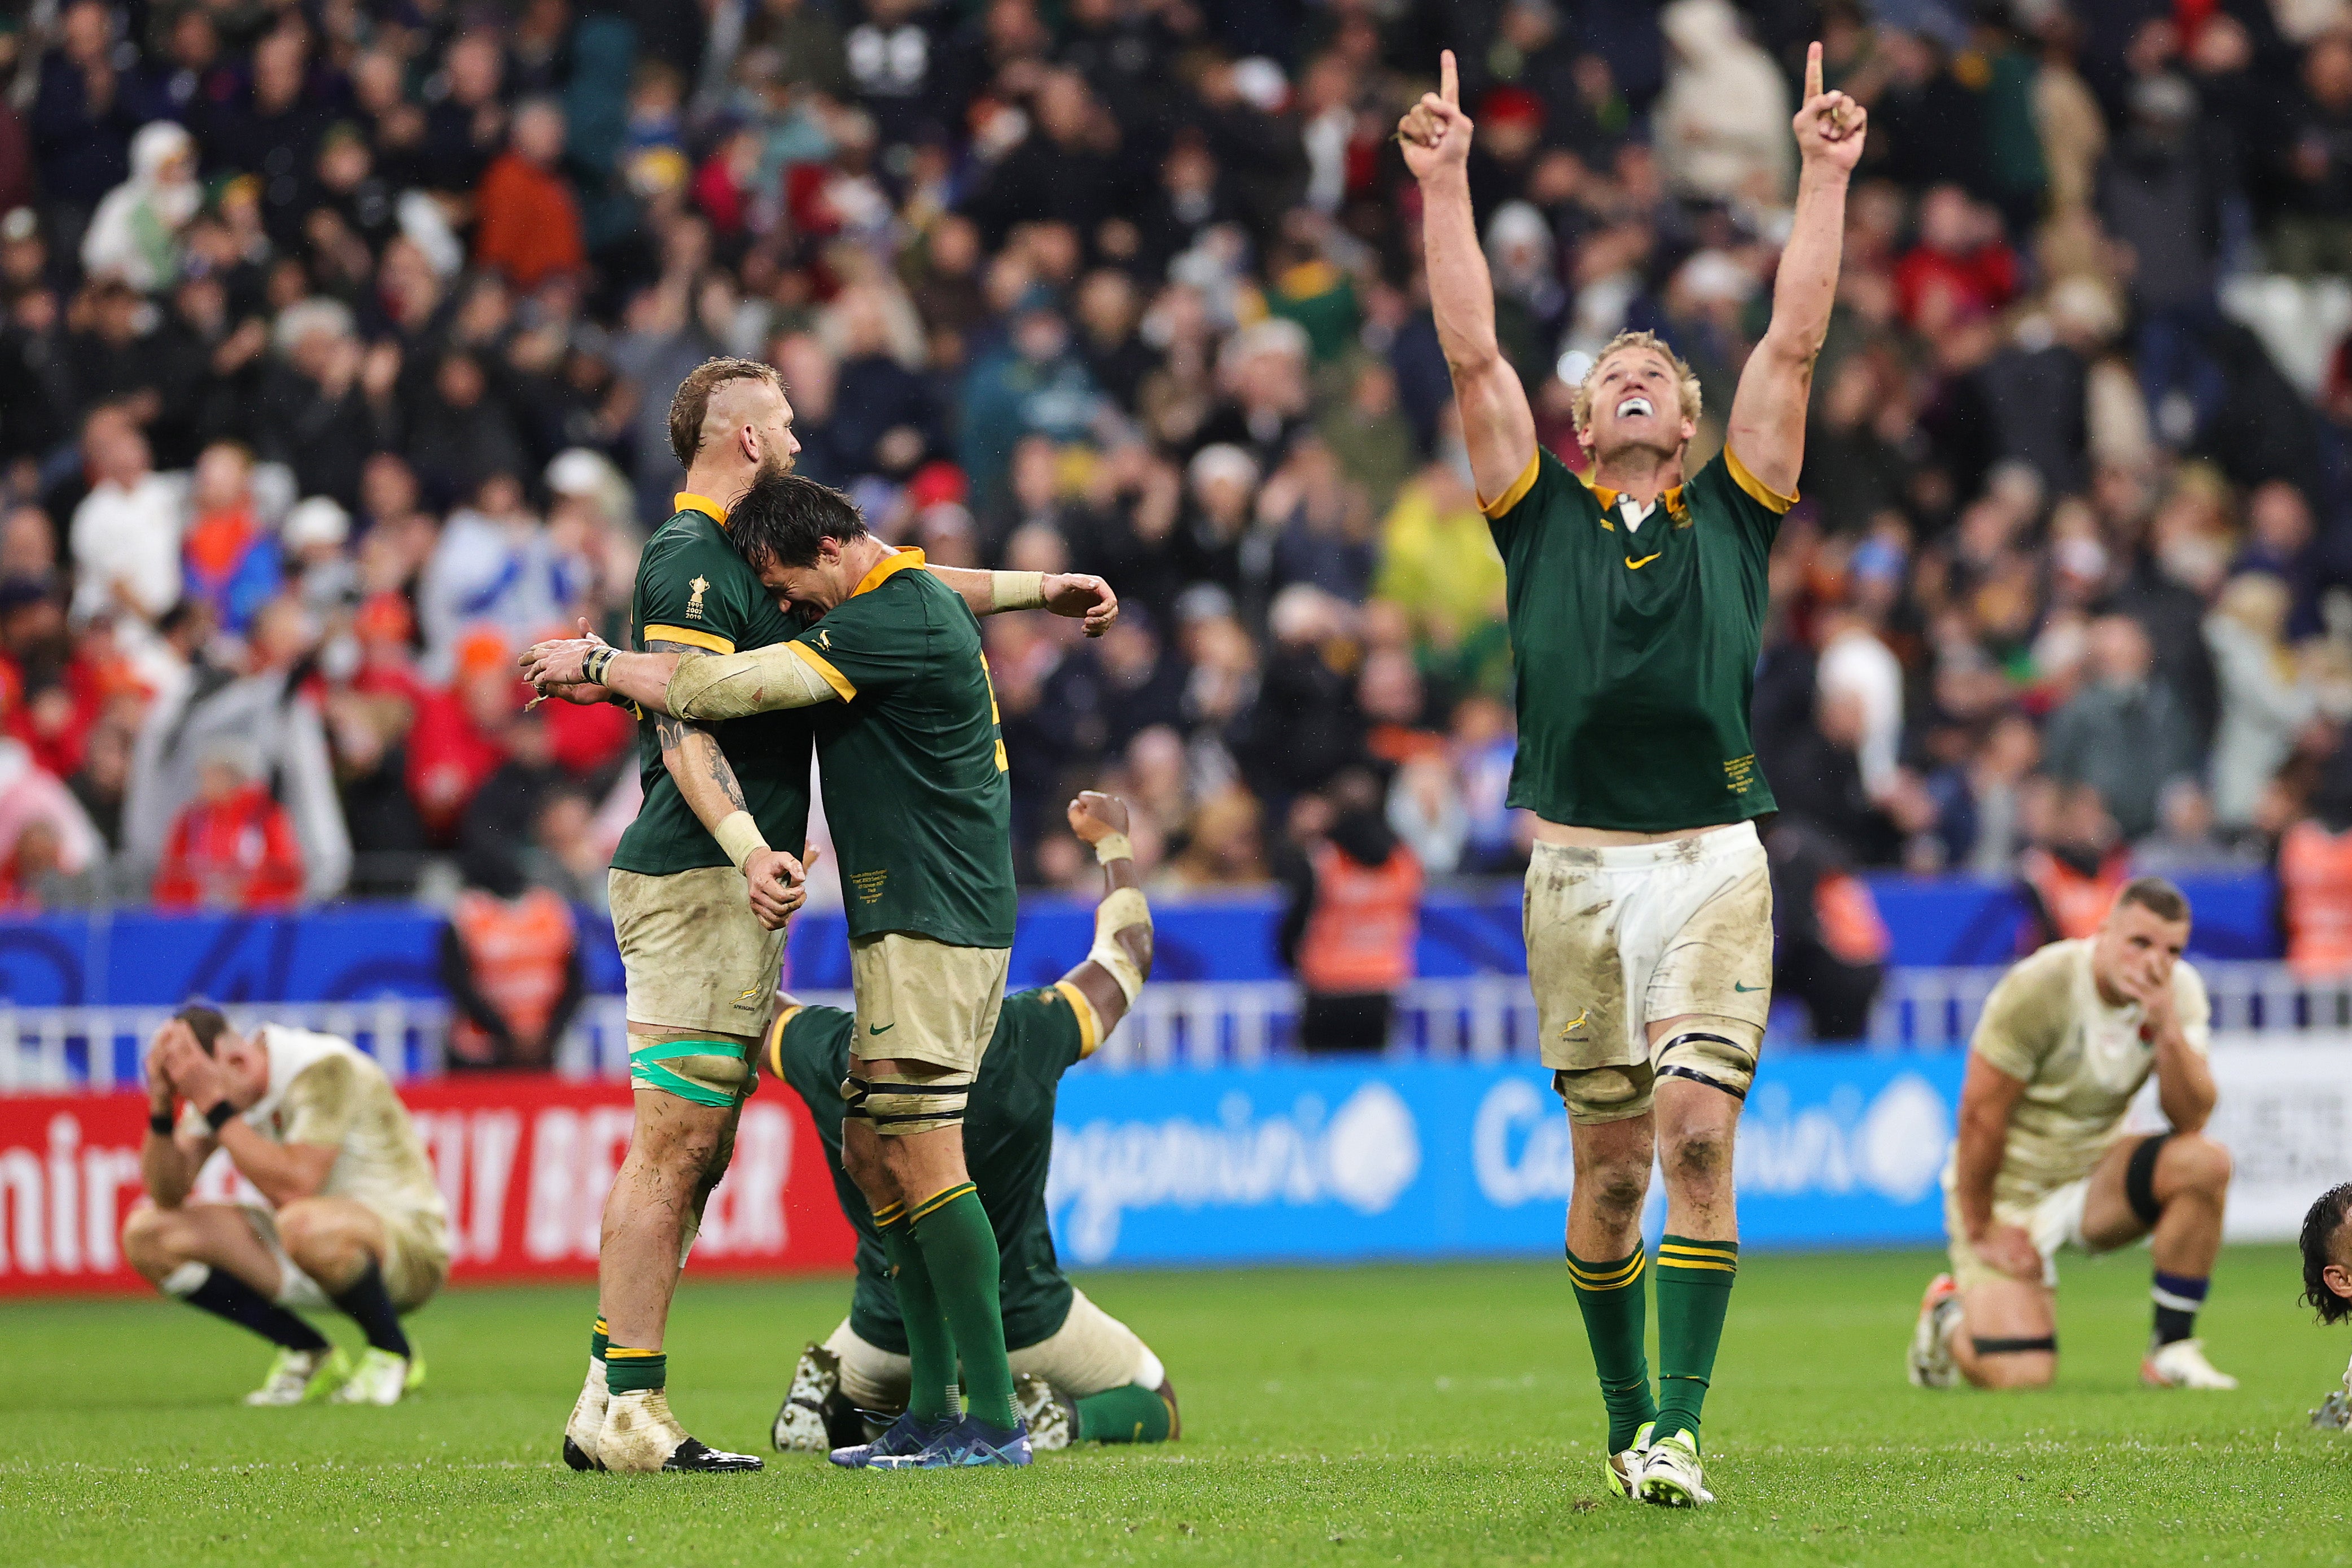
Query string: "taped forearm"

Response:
xmin=991 ymin=571 xmax=1046 ymax=612
xmin=1088 ymin=886 xmax=1153 ymax=1005
xmin=667 ymin=641 xmax=842 ymax=720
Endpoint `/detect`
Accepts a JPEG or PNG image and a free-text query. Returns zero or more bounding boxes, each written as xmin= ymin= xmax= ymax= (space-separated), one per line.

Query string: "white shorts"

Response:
xmin=1523 ymin=822 xmax=1772 ymax=1120
xmin=243 ymin=1202 xmax=446 ymax=1312
xmin=1943 ymin=1176 xmax=2112 ymax=1292
xmin=825 ymin=1287 xmax=1163 ymax=1413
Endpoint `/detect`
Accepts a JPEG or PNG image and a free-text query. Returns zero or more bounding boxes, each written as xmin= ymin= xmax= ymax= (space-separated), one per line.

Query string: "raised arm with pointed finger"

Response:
xmin=1398 ymin=49 xmax=1538 ymax=506
xmin=1724 ymin=42 xmax=1867 ymax=499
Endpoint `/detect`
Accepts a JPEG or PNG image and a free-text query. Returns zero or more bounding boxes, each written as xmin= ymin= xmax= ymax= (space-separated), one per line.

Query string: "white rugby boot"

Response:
xmin=564 ymin=1357 xmax=610 ymax=1469
xmin=1605 ymin=1420 xmax=1654 ymax=1499
xmin=1907 ymin=1273 xmax=1962 ymax=1389
xmin=244 ymin=1345 xmax=350 ymax=1405
xmin=1014 ymin=1371 xmax=1077 ymax=1452
xmin=2141 ymin=1338 xmax=2238 ymax=1390
xmin=329 ymin=1346 xmax=423 ymax=1405
xmin=1636 ymin=1427 xmax=1714 ymax=1508
xmin=771 ymin=1343 xmax=840 ymax=1453
xmin=598 ymin=1389 xmax=763 ymax=1473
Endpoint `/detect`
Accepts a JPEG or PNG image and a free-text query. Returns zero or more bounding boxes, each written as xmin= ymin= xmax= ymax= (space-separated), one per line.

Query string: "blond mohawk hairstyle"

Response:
xmin=1570 ymin=330 xmax=1703 ymax=440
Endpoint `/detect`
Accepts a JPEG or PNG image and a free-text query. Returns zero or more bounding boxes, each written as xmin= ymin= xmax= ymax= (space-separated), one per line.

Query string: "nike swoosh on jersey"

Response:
xmin=1625 ymin=552 xmax=1662 ymax=570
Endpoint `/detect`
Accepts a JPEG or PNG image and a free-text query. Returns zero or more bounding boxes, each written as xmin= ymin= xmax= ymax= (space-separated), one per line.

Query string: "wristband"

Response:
xmin=583 ymin=645 xmax=617 ymax=686
xmin=713 ymin=810 xmax=771 ymax=874
xmin=991 ymin=571 xmax=1047 ymax=612
xmin=148 ymin=1109 xmax=175 ymax=1136
xmin=1093 ymin=831 xmax=1133 ymax=865
xmin=203 ymin=1101 xmax=235 ymax=1133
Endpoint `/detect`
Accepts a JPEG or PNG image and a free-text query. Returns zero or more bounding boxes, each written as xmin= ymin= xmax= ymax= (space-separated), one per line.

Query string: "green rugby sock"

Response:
xmin=606 ymin=1348 xmax=665 ymax=1394
xmin=1567 ymin=1245 xmax=1657 ymax=1452
xmin=1654 ymin=1234 xmax=1738 ymax=1444
xmin=876 ymin=1205 xmax=961 ymax=1422
xmin=1075 ymin=1384 xmax=1172 ymax=1444
xmin=910 ymin=1184 xmax=1019 ymax=1430
xmin=590 ymin=1315 xmax=608 ymax=1364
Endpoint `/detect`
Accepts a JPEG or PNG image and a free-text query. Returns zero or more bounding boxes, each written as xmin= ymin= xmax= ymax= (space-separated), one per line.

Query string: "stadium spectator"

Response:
xmin=473 ymin=99 xmax=585 ymax=292
xmin=69 ymin=404 xmax=181 ymax=625
xmin=2044 ymin=615 xmax=2198 ymax=843
xmin=151 ymin=737 xmax=305 ymax=910
xmin=439 ymin=864 xmax=584 ymax=1071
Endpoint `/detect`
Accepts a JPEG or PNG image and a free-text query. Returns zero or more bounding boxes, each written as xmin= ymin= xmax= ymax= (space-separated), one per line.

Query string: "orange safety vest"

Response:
xmin=1814 ymin=871 xmax=1891 ymax=966
xmin=1297 ymin=842 xmax=1423 ymax=995
xmin=2020 ymin=845 xmax=2129 ymax=943
xmin=2281 ymin=819 xmax=2352 ymax=978
xmin=448 ymin=887 xmax=576 ymax=1063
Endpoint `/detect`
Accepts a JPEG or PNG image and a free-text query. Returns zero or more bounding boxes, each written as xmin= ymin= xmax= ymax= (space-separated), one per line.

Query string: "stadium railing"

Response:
xmin=8 ymin=964 xmax=2351 ymax=1090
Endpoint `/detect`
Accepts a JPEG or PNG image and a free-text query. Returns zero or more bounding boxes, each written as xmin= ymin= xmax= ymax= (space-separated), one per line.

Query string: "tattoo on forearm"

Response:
xmin=647 ymin=640 xmax=750 ymax=818
xmin=702 ymin=733 xmax=748 ymax=812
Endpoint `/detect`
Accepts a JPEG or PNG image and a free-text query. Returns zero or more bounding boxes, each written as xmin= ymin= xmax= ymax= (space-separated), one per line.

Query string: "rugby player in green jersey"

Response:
xmin=527 ymin=471 xmax=1081 ymax=1469
xmin=532 ymin=360 xmax=1115 ymax=1474
xmin=1399 ymin=46 xmax=1866 ymax=1507
xmin=763 ymin=792 xmax=1176 ymax=1456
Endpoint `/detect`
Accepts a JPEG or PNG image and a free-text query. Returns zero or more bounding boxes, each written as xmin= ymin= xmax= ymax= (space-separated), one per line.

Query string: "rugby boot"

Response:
xmin=830 ymin=1411 xmax=952 ymax=1469
xmin=1605 ymin=1420 xmax=1654 ymax=1499
xmin=563 ymin=1357 xmax=610 ymax=1470
xmin=1013 ymin=1373 xmax=1076 ymax=1452
xmin=1907 ymin=1273 xmax=1962 ymax=1389
xmin=244 ymin=1345 xmax=351 ymax=1406
xmin=329 ymin=1346 xmax=423 ymax=1405
xmin=599 ymin=1389 xmax=763 ymax=1473
xmin=1636 ymin=1427 xmax=1713 ymax=1508
xmin=773 ymin=1342 xmax=843 ymax=1453
xmin=869 ymin=1414 xmax=1032 ymax=1469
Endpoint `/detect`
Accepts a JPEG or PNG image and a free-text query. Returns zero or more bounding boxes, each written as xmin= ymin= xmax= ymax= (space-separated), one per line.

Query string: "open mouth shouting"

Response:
xmin=1615 ymin=396 xmax=1654 ymax=419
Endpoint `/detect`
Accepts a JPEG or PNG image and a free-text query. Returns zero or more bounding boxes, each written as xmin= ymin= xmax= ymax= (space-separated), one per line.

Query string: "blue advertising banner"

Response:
xmin=1046 ymin=1050 xmax=1967 ymax=1266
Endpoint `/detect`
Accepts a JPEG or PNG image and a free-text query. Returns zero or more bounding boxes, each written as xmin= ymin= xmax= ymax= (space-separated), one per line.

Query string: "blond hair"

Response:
xmin=1570 ymin=330 xmax=1703 ymax=439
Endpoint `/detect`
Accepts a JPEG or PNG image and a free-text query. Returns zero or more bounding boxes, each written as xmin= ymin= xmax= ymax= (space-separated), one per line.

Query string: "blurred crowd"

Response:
xmin=6 ymin=0 xmax=2352 ymax=1001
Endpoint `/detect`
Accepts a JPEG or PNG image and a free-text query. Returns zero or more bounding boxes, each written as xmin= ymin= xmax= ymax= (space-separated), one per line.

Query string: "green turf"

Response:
xmin=3 ymin=1246 xmax=2348 ymax=1566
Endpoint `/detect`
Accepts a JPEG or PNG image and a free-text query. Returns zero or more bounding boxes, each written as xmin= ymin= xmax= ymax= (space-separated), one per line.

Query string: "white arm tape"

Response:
xmin=991 ymin=571 xmax=1047 ymax=612
xmin=1093 ymin=831 xmax=1133 ymax=865
xmin=668 ymin=642 xmax=840 ymax=720
xmin=1088 ymin=885 xmax=1151 ymax=1005
xmin=713 ymin=811 xmax=770 ymax=873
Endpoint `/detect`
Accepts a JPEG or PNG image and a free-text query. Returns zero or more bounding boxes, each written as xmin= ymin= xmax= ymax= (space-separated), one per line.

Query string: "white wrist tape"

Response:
xmin=1093 ymin=831 xmax=1133 ymax=865
xmin=713 ymin=811 xmax=770 ymax=873
xmin=991 ymin=571 xmax=1047 ymax=612
xmin=1088 ymin=885 xmax=1151 ymax=1005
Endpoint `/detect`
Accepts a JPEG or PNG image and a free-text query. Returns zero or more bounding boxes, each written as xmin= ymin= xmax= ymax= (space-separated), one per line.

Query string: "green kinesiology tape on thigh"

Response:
xmin=1654 ymin=1234 xmax=1738 ymax=1443
xmin=910 ymin=1185 xmax=1019 ymax=1429
xmin=627 ymin=1038 xmax=748 ymax=1107
xmin=1567 ymin=1246 xmax=1656 ymax=1452
xmin=605 ymin=1348 xmax=666 ymax=1394
xmin=878 ymin=1211 xmax=961 ymax=1421
xmin=1075 ymin=1384 xmax=1172 ymax=1444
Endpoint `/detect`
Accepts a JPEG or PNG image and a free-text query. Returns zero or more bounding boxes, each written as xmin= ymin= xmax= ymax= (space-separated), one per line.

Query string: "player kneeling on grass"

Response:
xmin=124 ymin=1005 xmax=449 ymax=1405
xmin=1909 ymin=879 xmax=2237 ymax=1392
xmin=764 ymin=792 xmax=1176 ymax=1457
xmin=2300 ymin=1182 xmax=2352 ymax=1429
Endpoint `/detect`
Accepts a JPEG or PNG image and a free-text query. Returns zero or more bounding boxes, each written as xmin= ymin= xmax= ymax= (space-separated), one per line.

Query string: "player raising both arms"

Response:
xmin=1399 ymin=46 xmax=1863 ymax=1506
xmin=544 ymin=360 xmax=1114 ymax=1475
xmin=1909 ymin=879 xmax=2237 ymax=1394
xmin=528 ymin=471 xmax=1054 ymax=1470
xmin=766 ymin=792 xmax=1176 ymax=1456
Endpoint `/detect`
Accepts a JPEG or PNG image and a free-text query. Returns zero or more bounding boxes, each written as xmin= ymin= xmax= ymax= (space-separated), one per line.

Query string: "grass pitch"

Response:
xmin=4 ymin=1246 xmax=2349 ymax=1566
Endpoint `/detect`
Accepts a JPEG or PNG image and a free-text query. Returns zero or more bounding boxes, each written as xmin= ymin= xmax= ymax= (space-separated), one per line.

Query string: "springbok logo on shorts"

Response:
xmin=1559 ymin=1008 xmax=1591 ymax=1043
xmin=733 ymin=982 xmax=765 ymax=1009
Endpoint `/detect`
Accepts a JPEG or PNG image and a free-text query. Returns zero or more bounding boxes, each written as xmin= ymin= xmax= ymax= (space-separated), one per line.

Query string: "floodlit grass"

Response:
xmin=3 ymin=1247 xmax=2347 ymax=1565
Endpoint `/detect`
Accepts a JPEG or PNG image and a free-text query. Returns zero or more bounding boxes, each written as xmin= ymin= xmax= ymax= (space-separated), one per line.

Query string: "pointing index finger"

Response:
xmin=1440 ymin=49 xmax=1457 ymax=108
xmin=1805 ymin=40 xmax=1823 ymax=102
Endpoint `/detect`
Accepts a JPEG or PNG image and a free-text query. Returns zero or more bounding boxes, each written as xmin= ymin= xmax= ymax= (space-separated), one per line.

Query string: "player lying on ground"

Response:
xmin=529 ymin=471 xmax=1067 ymax=1469
xmin=2300 ymin=1181 xmax=2352 ymax=1429
xmin=1909 ymin=878 xmax=2237 ymax=1392
xmin=1399 ymin=44 xmax=1862 ymax=1508
xmin=124 ymin=1004 xmax=449 ymax=1407
xmin=764 ymin=792 xmax=1175 ymax=1455
xmin=533 ymin=360 xmax=1114 ymax=1474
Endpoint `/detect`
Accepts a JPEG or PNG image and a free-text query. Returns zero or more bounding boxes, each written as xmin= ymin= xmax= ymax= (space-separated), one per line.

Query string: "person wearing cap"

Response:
xmin=81 ymin=119 xmax=199 ymax=292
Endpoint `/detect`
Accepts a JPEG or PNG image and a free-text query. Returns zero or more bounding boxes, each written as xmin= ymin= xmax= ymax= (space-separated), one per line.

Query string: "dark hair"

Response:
xmin=174 ymin=1002 xmax=230 ymax=1057
xmin=728 ymin=471 xmax=868 ymax=570
xmin=2303 ymin=1182 xmax=2352 ymax=1325
xmin=2116 ymin=875 xmax=2190 ymax=925
xmin=666 ymin=356 xmax=782 ymax=468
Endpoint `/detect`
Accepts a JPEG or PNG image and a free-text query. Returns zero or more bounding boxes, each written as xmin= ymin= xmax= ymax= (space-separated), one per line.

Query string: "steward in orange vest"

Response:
xmin=439 ymin=883 xmax=584 ymax=1068
xmin=1278 ymin=788 xmax=1423 ymax=1055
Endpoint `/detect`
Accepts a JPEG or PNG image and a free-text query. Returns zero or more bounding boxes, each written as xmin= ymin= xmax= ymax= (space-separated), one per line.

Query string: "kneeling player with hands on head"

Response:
xmin=125 ymin=1005 xmax=449 ymax=1407
xmin=765 ymin=792 xmax=1176 ymax=1457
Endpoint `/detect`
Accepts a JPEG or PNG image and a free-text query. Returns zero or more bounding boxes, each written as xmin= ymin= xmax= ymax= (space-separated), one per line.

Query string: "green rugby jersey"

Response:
xmin=609 ymin=493 xmax=814 ymax=877
xmin=770 ymin=984 xmax=1097 ymax=1354
xmin=1484 ymin=446 xmax=1794 ymax=833
xmin=789 ymin=548 xmax=1017 ymax=948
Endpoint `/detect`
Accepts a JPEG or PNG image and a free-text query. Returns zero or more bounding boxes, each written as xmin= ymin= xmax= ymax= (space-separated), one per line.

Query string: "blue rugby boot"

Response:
xmin=829 ymin=1411 xmax=949 ymax=1469
xmin=869 ymin=1414 xmax=1032 ymax=1469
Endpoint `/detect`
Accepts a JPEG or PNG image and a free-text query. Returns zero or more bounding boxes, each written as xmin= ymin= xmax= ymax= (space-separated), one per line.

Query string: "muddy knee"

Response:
xmin=1554 ymin=1062 xmax=1654 ymax=1126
